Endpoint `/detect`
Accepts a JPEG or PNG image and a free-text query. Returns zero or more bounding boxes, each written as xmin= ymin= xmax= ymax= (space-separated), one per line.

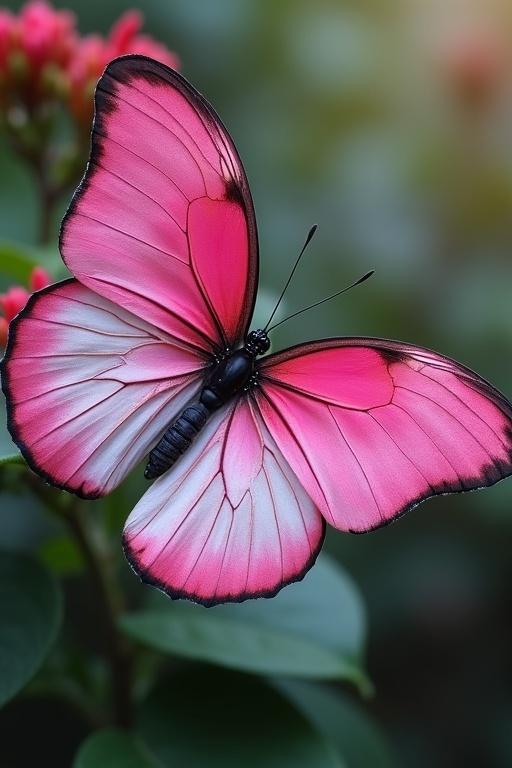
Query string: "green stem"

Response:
xmin=35 ymin=169 xmax=56 ymax=246
xmin=64 ymin=504 xmax=134 ymax=729
xmin=24 ymin=454 xmax=134 ymax=728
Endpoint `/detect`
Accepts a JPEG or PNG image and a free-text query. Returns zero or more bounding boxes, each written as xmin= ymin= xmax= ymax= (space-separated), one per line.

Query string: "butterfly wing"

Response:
xmin=255 ymin=338 xmax=512 ymax=532
xmin=123 ymin=396 xmax=325 ymax=605
xmin=2 ymin=280 xmax=206 ymax=498
xmin=60 ymin=55 xmax=258 ymax=354
xmin=4 ymin=55 xmax=261 ymax=498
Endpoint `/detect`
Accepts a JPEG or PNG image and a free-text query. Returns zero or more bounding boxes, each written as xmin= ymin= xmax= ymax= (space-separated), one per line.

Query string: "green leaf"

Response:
xmin=120 ymin=554 xmax=370 ymax=691
xmin=0 ymin=389 xmax=18 ymax=461
xmin=39 ymin=534 xmax=85 ymax=576
xmin=0 ymin=551 xmax=62 ymax=707
xmin=0 ymin=452 xmax=24 ymax=466
xmin=0 ymin=240 xmax=68 ymax=284
xmin=276 ymin=680 xmax=396 ymax=768
xmin=74 ymin=729 xmax=161 ymax=768
xmin=121 ymin=608 xmax=364 ymax=684
xmin=31 ymin=244 xmax=69 ymax=279
xmin=0 ymin=242 xmax=37 ymax=283
xmin=139 ymin=667 xmax=343 ymax=767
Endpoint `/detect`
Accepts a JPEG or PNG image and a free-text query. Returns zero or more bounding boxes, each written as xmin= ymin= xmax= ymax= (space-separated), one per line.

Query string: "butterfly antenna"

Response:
xmin=267 ymin=269 xmax=375 ymax=333
xmin=264 ymin=224 xmax=318 ymax=331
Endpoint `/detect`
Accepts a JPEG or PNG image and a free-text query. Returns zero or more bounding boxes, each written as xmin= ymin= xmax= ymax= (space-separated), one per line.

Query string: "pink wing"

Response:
xmin=60 ymin=55 xmax=258 ymax=354
xmin=2 ymin=280 xmax=206 ymax=498
xmin=255 ymin=338 xmax=512 ymax=533
xmin=123 ymin=397 xmax=325 ymax=605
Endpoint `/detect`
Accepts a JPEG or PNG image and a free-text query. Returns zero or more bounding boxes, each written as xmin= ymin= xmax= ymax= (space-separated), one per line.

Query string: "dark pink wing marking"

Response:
xmin=255 ymin=338 xmax=512 ymax=532
xmin=2 ymin=280 xmax=206 ymax=499
xmin=123 ymin=396 xmax=325 ymax=606
xmin=60 ymin=55 xmax=258 ymax=354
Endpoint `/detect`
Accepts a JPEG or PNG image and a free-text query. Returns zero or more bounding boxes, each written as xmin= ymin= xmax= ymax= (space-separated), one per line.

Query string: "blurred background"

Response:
xmin=1 ymin=0 xmax=512 ymax=766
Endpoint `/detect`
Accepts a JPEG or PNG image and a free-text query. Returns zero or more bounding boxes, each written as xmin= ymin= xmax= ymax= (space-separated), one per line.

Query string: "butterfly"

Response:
xmin=2 ymin=55 xmax=512 ymax=607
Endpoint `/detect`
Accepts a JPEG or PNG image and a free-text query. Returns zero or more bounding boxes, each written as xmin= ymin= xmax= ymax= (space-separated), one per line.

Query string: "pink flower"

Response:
xmin=0 ymin=286 xmax=30 ymax=323
xmin=29 ymin=265 xmax=51 ymax=291
xmin=68 ymin=10 xmax=179 ymax=124
xmin=16 ymin=0 xmax=76 ymax=72
xmin=107 ymin=10 xmax=179 ymax=69
xmin=0 ymin=266 xmax=52 ymax=347
xmin=0 ymin=3 xmax=179 ymax=120
xmin=0 ymin=317 xmax=8 ymax=348
xmin=0 ymin=10 xmax=15 ymax=70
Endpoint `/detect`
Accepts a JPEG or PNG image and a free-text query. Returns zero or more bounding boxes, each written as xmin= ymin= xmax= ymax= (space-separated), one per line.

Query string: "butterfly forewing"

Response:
xmin=60 ymin=55 xmax=258 ymax=353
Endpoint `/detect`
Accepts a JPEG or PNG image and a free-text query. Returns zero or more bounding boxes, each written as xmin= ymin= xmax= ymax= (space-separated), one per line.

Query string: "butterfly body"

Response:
xmin=3 ymin=55 xmax=512 ymax=606
xmin=144 ymin=329 xmax=271 ymax=479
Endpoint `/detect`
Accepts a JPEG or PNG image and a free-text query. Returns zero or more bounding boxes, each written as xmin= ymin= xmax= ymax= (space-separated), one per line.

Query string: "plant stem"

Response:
xmin=24 ymin=456 xmax=134 ymax=729
xmin=37 ymin=177 xmax=56 ymax=246
xmin=64 ymin=504 xmax=134 ymax=729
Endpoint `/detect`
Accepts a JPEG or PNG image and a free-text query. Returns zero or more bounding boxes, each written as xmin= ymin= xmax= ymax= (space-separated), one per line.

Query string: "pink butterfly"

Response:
xmin=3 ymin=55 xmax=512 ymax=606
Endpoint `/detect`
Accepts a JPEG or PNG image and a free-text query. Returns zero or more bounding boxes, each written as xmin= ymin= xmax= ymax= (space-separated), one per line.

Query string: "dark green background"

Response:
xmin=1 ymin=1 xmax=512 ymax=766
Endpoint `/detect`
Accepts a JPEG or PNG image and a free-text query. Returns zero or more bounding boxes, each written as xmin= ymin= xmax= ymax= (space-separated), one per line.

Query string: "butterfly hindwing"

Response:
xmin=2 ymin=280 xmax=206 ymax=498
xmin=256 ymin=338 xmax=512 ymax=532
xmin=123 ymin=397 xmax=325 ymax=606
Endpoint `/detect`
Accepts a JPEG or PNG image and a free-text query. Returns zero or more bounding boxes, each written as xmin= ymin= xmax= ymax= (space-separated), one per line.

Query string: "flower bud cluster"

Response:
xmin=0 ymin=265 xmax=51 ymax=346
xmin=0 ymin=2 xmax=179 ymax=125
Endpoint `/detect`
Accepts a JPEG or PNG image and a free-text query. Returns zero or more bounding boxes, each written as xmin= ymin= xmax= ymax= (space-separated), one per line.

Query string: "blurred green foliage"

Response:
xmin=1 ymin=0 xmax=512 ymax=766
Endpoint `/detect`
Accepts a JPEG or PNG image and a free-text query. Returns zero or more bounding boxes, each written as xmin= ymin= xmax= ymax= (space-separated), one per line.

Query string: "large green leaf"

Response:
xmin=0 ymin=392 xmax=17 ymax=460
xmin=0 ymin=452 xmax=23 ymax=467
xmin=276 ymin=680 xmax=397 ymax=768
xmin=139 ymin=667 xmax=343 ymax=767
xmin=0 ymin=241 xmax=66 ymax=283
xmin=74 ymin=729 xmax=162 ymax=768
xmin=0 ymin=243 xmax=37 ymax=283
xmin=0 ymin=551 xmax=62 ymax=707
xmin=120 ymin=554 xmax=369 ymax=690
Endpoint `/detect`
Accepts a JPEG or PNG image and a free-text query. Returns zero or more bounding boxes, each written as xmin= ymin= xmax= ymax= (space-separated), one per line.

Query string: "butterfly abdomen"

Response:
xmin=144 ymin=403 xmax=211 ymax=479
xmin=144 ymin=337 xmax=268 ymax=480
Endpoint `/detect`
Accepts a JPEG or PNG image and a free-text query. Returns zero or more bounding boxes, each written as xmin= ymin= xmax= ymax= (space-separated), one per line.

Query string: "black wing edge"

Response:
xmin=122 ymin=520 xmax=325 ymax=608
xmin=258 ymin=335 xmax=512 ymax=534
xmin=1 ymin=278 xmax=104 ymax=500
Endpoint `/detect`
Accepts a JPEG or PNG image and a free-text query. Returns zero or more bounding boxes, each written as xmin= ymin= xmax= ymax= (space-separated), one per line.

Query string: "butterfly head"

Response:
xmin=245 ymin=329 xmax=271 ymax=357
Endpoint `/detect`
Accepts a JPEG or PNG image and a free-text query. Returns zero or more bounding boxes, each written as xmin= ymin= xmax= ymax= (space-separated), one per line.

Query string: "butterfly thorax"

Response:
xmin=144 ymin=329 xmax=270 ymax=480
xmin=203 ymin=329 xmax=270 ymax=405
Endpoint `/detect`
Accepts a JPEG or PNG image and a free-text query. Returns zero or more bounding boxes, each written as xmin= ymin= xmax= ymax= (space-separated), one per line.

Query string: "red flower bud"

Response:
xmin=108 ymin=10 xmax=143 ymax=55
xmin=0 ymin=317 xmax=8 ymax=347
xmin=0 ymin=266 xmax=52 ymax=346
xmin=30 ymin=265 xmax=51 ymax=291
xmin=0 ymin=286 xmax=30 ymax=323
xmin=67 ymin=9 xmax=179 ymax=125
xmin=0 ymin=10 xmax=15 ymax=71
xmin=17 ymin=1 xmax=77 ymax=72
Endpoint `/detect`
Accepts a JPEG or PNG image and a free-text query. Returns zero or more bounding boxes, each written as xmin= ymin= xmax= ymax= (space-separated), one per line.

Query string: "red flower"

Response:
xmin=68 ymin=10 xmax=179 ymax=125
xmin=30 ymin=265 xmax=51 ymax=291
xmin=0 ymin=10 xmax=14 ymax=70
xmin=0 ymin=2 xmax=179 ymax=119
xmin=0 ymin=318 xmax=8 ymax=347
xmin=107 ymin=10 xmax=179 ymax=69
xmin=0 ymin=266 xmax=51 ymax=347
xmin=17 ymin=0 xmax=76 ymax=73
xmin=0 ymin=286 xmax=29 ymax=323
